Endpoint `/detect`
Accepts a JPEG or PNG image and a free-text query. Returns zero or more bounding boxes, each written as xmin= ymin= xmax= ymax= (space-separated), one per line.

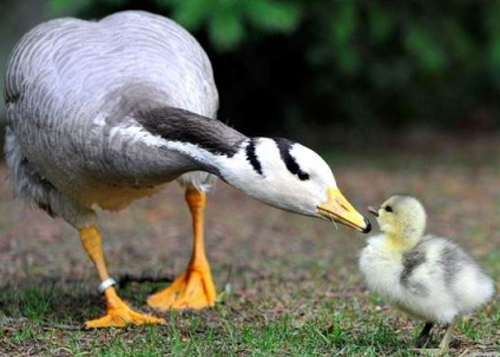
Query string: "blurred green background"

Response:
xmin=1 ymin=0 xmax=500 ymax=145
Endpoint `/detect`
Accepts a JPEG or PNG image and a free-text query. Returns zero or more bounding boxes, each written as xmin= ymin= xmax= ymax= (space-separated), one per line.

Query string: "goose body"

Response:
xmin=4 ymin=11 xmax=370 ymax=328
xmin=5 ymin=11 xmax=222 ymax=226
xmin=359 ymin=195 xmax=494 ymax=353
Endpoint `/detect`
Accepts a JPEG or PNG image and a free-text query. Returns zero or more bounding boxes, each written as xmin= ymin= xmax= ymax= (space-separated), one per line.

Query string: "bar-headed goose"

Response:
xmin=4 ymin=10 xmax=370 ymax=328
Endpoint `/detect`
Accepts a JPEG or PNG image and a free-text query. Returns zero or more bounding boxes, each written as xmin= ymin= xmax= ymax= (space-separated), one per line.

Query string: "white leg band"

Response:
xmin=98 ymin=277 xmax=117 ymax=294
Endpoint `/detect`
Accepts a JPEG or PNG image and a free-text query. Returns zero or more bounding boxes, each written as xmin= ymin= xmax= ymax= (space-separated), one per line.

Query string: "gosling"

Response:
xmin=359 ymin=195 xmax=495 ymax=354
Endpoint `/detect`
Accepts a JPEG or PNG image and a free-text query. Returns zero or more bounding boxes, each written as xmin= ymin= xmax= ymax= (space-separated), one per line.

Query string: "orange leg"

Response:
xmin=147 ymin=189 xmax=216 ymax=310
xmin=79 ymin=226 xmax=165 ymax=328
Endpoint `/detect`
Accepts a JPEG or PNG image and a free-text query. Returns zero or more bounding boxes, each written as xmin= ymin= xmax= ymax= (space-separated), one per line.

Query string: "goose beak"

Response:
xmin=317 ymin=188 xmax=371 ymax=233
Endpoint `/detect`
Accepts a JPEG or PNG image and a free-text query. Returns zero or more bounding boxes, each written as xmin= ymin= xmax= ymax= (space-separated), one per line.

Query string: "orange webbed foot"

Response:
xmin=85 ymin=288 xmax=165 ymax=328
xmin=147 ymin=263 xmax=216 ymax=310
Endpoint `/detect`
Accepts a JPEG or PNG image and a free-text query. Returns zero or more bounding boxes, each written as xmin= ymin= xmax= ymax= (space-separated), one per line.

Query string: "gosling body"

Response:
xmin=361 ymin=233 xmax=493 ymax=323
xmin=359 ymin=195 xmax=494 ymax=352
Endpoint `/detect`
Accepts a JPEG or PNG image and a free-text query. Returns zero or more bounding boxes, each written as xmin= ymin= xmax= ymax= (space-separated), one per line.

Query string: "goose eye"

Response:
xmin=385 ymin=206 xmax=393 ymax=213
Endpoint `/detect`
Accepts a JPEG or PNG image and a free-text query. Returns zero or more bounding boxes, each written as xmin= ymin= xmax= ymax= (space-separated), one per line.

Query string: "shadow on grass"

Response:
xmin=0 ymin=274 xmax=175 ymax=327
xmin=0 ymin=282 xmax=101 ymax=326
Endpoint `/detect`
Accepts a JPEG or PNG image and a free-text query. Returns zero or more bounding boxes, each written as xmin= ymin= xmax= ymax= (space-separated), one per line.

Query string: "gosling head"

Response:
xmin=220 ymin=137 xmax=371 ymax=233
xmin=367 ymin=195 xmax=426 ymax=247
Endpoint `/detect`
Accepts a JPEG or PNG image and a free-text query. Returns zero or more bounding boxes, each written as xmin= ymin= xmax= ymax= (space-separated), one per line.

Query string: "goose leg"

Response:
xmin=147 ymin=188 xmax=216 ymax=310
xmin=79 ymin=226 xmax=165 ymax=328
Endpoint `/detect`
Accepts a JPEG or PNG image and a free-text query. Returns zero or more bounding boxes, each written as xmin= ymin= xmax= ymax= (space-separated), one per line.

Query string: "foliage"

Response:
xmin=303 ymin=1 xmax=500 ymax=130
xmin=50 ymin=0 xmax=302 ymax=51
xmin=46 ymin=0 xmax=500 ymax=134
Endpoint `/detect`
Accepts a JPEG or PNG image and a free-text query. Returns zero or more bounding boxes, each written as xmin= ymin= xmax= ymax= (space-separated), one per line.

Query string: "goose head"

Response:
xmin=368 ymin=195 xmax=426 ymax=249
xmin=135 ymin=107 xmax=369 ymax=233
xmin=216 ymin=137 xmax=371 ymax=233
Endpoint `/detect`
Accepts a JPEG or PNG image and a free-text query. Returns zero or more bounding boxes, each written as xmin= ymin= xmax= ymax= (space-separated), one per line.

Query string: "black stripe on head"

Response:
xmin=136 ymin=107 xmax=244 ymax=157
xmin=246 ymin=138 xmax=264 ymax=176
xmin=273 ymin=138 xmax=310 ymax=181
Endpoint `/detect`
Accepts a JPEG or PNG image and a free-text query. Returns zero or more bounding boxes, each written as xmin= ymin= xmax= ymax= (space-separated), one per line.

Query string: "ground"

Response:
xmin=0 ymin=133 xmax=499 ymax=356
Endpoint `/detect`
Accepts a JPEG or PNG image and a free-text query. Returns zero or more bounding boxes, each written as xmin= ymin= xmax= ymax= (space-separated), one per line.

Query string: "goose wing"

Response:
xmin=5 ymin=11 xmax=219 ymax=192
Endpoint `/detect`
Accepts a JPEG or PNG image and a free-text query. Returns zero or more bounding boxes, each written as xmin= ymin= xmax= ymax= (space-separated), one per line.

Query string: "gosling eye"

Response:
xmin=385 ymin=205 xmax=393 ymax=213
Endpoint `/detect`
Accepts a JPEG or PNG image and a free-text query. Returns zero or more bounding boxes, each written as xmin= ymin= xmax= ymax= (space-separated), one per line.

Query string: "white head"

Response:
xmin=217 ymin=137 xmax=370 ymax=233
xmin=368 ymin=195 xmax=427 ymax=248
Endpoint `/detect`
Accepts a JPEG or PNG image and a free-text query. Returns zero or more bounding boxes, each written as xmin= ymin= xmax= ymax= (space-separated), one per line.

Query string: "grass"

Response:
xmin=0 ymin=281 xmax=498 ymax=356
xmin=1 ymin=133 xmax=499 ymax=356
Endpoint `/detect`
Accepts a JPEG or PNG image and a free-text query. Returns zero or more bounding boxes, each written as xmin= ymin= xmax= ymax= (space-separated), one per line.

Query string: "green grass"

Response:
xmin=0 ymin=260 xmax=498 ymax=356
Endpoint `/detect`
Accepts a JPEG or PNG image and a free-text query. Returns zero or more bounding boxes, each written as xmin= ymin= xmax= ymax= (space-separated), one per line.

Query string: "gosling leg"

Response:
xmin=437 ymin=320 xmax=455 ymax=354
xmin=415 ymin=322 xmax=434 ymax=348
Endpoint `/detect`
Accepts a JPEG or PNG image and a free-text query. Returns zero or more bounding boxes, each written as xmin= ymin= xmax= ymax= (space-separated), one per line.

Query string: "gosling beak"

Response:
xmin=317 ymin=188 xmax=371 ymax=233
xmin=367 ymin=205 xmax=380 ymax=217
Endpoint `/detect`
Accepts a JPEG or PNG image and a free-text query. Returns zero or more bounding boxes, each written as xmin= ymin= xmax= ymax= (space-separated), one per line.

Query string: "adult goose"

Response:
xmin=4 ymin=10 xmax=370 ymax=328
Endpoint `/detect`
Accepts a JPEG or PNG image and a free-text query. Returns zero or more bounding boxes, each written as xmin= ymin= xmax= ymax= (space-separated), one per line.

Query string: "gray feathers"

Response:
xmin=400 ymin=249 xmax=427 ymax=295
xmin=398 ymin=236 xmax=480 ymax=298
xmin=5 ymin=128 xmax=96 ymax=227
xmin=438 ymin=244 xmax=467 ymax=288
xmin=4 ymin=11 xmax=222 ymax=227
